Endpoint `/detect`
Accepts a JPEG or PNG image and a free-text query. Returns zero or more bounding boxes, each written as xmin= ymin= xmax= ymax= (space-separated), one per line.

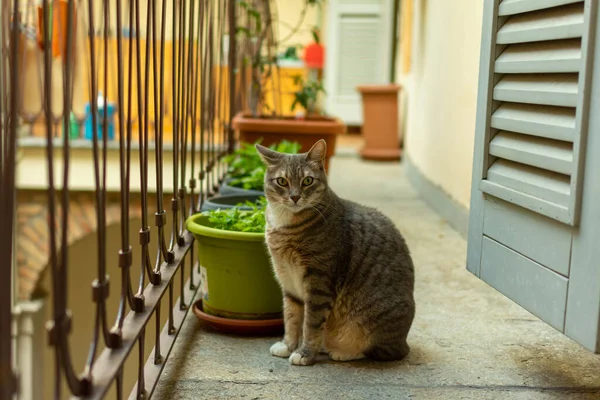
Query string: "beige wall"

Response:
xmin=273 ymin=0 xmax=322 ymax=52
xmin=399 ymin=0 xmax=483 ymax=209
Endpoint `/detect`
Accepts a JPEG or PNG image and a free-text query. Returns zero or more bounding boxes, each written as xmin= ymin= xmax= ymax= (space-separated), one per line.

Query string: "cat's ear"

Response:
xmin=306 ymin=139 xmax=327 ymax=165
xmin=255 ymin=143 xmax=282 ymax=165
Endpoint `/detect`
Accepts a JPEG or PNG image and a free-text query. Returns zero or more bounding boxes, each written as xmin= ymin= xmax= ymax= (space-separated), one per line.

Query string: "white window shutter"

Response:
xmin=468 ymin=0 xmax=600 ymax=353
xmin=476 ymin=0 xmax=594 ymax=226
xmin=324 ymin=0 xmax=393 ymax=125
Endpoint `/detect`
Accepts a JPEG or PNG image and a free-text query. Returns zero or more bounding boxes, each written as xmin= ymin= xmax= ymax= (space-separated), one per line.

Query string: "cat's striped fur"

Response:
xmin=256 ymin=140 xmax=415 ymax=366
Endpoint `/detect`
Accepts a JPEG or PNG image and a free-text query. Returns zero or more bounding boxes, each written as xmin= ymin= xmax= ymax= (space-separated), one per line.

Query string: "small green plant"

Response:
xmin=236 ymin=0 xmax=321 ymax=116
xmin=206 ymin=197 xmax=268 ymax=233
xmin=291 ymin=75 xmax=326 ymax=116
xmin=223 ymin=140 xmax=301 ymax=191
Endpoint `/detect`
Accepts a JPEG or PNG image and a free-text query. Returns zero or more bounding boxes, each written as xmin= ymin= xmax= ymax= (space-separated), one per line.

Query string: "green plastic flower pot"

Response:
xmin=186 ymin=214 xmax=283 ymax=320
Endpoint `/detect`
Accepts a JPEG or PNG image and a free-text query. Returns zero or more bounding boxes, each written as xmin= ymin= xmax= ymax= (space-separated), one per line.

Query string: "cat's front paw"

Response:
xmin=270 ymin=341 xmax=293 ymax=358
xmin=289 ymin=348 xmax=317 ymax=366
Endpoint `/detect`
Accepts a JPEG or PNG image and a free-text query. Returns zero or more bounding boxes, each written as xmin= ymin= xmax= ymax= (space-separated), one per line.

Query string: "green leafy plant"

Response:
xmin=291 ymin=75 xmax=326 ymax=116
xmin=236 ymin=0 xmax=321 ymax=116
xmin=206 ymin=197 xmax=268 ymax=233
xmin=223 ymin=140 xmax=301 ymax=191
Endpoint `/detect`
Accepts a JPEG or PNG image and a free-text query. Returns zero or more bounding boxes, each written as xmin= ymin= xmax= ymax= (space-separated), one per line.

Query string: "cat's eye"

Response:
xmin=302 ymin=177 xmax=314 ymax=186
xmin=276 ymin=177 xmax=288 ymax=186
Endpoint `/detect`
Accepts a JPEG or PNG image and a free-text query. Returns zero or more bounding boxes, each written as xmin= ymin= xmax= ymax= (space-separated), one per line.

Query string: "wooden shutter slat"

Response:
xmin=495 ymin=38 xmax=582 ymax=73
xmin=493 ymin=74 xmax=579 ymax=107
xmin=499 ymin=0 xmax=582 ymax=16
xmin=489 ymin=131 xmax=573 ymax=175
xmin=475 ymin=0 xmax=593 ymax=226
xmin=480 ymin=180 xmax=569 ymax=222
xmin=497 ymin=2 xmax=584 ymax=44
xmin=486 ymin=159 xmax=571 ymax=206
xmin=491 ymin=103 xmax=576 ymax=142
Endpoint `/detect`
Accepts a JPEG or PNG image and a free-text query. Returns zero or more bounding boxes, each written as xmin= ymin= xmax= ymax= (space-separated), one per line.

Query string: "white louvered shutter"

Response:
xmin=468 ymin=0 xmax=600 ymax=353
xmin=324 ymin=0 xmax=393 ymax=125
xmin=479 ymin=0 xmax=592 ymax=226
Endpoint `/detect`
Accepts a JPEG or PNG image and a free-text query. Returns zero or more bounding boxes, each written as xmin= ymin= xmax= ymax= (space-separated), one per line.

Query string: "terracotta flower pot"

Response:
xmin=232 ymin=112 xmax=346 ymax=172
xmin=357 ymin=84 xmax=402 ymax=161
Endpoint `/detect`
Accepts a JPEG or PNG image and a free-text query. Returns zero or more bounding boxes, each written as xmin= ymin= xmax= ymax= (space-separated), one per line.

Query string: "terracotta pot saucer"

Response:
xmin=193 ymin=300 xmax=284 ymax=336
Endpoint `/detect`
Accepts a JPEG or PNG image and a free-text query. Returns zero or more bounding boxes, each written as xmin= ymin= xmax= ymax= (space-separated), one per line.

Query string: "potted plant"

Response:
xmin=201 ymin=194 xmax=265 ymax=212
xmin=357 ymin=84 xmax=403 ymax=161
xmin=220 ymin=139 xmax=301 ymax=196
xmin=232 ymin=0 xmax=345 ymax=172
xmin=187 ymin=198 xmax=284 ymax=334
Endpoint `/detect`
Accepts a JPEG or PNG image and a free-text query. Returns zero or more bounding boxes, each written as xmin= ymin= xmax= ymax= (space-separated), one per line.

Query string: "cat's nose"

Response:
xmin=290 ymin=195 xmax=301 ymax=204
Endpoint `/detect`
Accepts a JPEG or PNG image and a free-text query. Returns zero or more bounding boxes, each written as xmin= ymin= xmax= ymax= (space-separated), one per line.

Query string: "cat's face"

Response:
xmin=256 ymin=140 xmax=328 ymax=213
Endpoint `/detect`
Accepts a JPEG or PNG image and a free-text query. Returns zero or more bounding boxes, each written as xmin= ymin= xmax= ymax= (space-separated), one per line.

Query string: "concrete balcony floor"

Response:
xmin=155 ymin=148 xmax=600 ymax=400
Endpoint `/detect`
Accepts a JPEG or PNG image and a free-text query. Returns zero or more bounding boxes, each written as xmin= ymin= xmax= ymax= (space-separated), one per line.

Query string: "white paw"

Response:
xmin=289 ymin=350 xmax=316 ymax=366
xmin=328 ymin=351 xmax=366 ymax=362
xmin=270 ymin=341 xmax=292 ymax=358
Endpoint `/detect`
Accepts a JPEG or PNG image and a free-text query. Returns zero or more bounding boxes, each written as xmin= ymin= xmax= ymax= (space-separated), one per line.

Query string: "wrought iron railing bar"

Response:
xmin=151 ymin=0 xmax=162 ymax=215
xmin=197 ymin=0 xmax=207 ymax=211
xmin=219 ymin=0 xmax=228 ymax=177
xmin=228 ymin=0 xmax=237 ymax=154
xmin=179 ymin=0 xmax=188 ymax=193
xmin=153 ymin=303 xmax=163 ymax=365
xmin=85 ymin=234 xmax=193 ymax=400
xmin=222 ymin=0 xmax=230 ymax=171
xmin=214 ymin=2 xmax=221 ymax=187
xmin=84 ymin=0 xmax=111 ymax=377
xmin=201 ymin=0 xmax=210 ymax=197
xmin=213 ymin=0 xmax=223 ymax=188
xmin=128 ymin=0 xmax=149 ymax=302
xmin=166 ymin=0 xmax=179 ymax=338
xmin=191 ymin=0 xmax=203 ymax=212
xmin=154 ymin=0 xmax=171 ymax=281
xmin=41 ymin=0 xmax=62 ymax=396
xmin=177 ymin=0 xmax=189 ymax=307
xmin=187 ymin=0 xmax=197 ymax=216
xmin=206 ymin=0 xmax=214 ymax=196
xmin=137 ymin=0 xmax=154 ymax=292
xmin=0 ymin=0 xmax=5 ymax=170
xmin=59 ymin=0 xmax=74 ymax=323
xmin=128 ymin=270 xmax=199 ymax=399
xmin=0 ymin=1 xmax=18 ymax=398
xmin=177 ymin=0 xmax=189 ymax=250
xmin=135 ymin=327 xmax=146 ymax=399
xmin=41 ymin=0 xmax=87 ymax=395
xmin=54 ymin=2 xmax=90 ymax=393
xmin=111 ymin=0 xmax=136 ymax=346
xmin=187 ymin=0 xmax=199 ymax=285
xmin=167 ymin=0 xmax=181 ymax=268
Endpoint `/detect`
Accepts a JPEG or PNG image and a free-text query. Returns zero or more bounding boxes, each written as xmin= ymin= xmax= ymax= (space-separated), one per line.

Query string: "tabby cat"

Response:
xmin=256 ymin=139 xmax=415 ymax=366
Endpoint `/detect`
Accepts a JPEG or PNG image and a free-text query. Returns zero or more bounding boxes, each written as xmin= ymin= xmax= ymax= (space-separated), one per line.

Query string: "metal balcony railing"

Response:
xmin=0 ymin=0 xmax=239 ymax=398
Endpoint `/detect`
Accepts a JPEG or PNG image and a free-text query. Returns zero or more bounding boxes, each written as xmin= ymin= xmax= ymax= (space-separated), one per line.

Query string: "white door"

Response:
xmin=324 ymin=0 xmax=394 ymax=125
xmin=468 ymin=0 xmax=600 ymax=352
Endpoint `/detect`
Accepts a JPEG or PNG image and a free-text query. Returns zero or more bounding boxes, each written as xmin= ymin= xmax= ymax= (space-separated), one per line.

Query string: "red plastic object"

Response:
xmin=304 ymin=43 xmax=324 ymax=69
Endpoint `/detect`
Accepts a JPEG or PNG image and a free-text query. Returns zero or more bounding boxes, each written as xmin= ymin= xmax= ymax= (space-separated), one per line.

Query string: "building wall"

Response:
xmin=399 ymin=0 xmax=483 ymax=209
